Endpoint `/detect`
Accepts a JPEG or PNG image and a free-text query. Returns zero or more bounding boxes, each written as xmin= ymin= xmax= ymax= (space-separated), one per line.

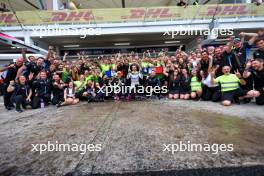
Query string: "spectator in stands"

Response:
xmin=252 ymin=0 xmax=262 ymax=6
xmin=177 ymin=0 xmax=188 ymax=7
xmin=0 ymin=2 xmax=9 ymax=12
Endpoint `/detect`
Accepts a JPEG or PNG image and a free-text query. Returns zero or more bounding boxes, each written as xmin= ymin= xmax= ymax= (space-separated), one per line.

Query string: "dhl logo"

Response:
xmin=122 ymin=8 xmax=173 ymax=19
xmin=0 ymin=13 xmax=16 ymax=23
xmin=50 ymin=11 xmax=94 ymax=21
xmin=205 ymin=5 xmax=250 ymax=16
xmin=0 ymin=4 xmax=259 ymax=24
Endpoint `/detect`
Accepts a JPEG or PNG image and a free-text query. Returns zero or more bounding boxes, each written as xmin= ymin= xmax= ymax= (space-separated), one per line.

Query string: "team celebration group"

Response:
xmin=0 ymin=30 xmax=264 ymax=113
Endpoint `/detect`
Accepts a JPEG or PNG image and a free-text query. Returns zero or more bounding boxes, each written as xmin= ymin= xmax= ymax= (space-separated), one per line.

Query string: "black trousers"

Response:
xmin=3 ymin=83 xmax=14 ymax=108
xmin=202 ymin=86 xmax=221 ymax=102
xmin=32 ymin=94 xmax=51 ymax=109
xmin=11 ymin=95 xmax=31 ymax=110
xmin=75 ymin=89 xmax=86 ymax=100
xmin=51 ymin=93 xmax=64 ymax=105
xmin=256 ymin=90 xmax=264 ymax=105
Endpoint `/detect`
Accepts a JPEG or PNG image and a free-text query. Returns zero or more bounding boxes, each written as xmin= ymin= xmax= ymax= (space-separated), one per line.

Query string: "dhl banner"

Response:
xmin=0 ymin=4 xmax=263 ymax=26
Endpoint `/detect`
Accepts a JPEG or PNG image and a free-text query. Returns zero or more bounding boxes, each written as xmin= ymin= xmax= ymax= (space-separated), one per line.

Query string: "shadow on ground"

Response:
xmin=66 ymin=165 xmax=264 ymax=176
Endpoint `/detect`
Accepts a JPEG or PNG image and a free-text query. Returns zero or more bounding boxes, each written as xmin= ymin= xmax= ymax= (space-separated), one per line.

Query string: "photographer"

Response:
xmin=243 ymin=58 xmax=264 ymax=105
xmin=7 ymin=75 xmax=32 ymax=113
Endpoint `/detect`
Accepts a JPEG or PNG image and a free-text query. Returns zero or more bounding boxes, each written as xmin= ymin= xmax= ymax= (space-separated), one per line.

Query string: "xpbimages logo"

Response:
xmin=31 ymin=141 xmax=102 ymax=155
xmin=163 ymin=141 xmax=234 ymax=155
xmin=97 ymin=83 xmax=168 ymax=96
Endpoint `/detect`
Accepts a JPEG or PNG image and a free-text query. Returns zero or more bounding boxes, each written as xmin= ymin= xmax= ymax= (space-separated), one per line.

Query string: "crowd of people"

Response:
xmin=0 ymin=30 xmax=264 ymax=113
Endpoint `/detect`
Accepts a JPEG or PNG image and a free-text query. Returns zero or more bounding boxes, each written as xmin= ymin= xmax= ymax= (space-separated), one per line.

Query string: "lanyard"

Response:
xmin=227 ymin=55 xmax=232 ymax=68
xmin=25 ymin=86 xmax=28 ymax=96
xmin=245 ymin=47 xmax=251 ymax=61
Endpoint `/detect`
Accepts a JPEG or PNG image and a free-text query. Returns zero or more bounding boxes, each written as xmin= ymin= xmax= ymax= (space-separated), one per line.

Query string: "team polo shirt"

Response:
xmin=215 ymin=74 xmax=240 ymax=92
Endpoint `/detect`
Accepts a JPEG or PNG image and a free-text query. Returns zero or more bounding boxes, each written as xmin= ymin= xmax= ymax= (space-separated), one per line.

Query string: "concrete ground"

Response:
xmin=0 ymin=98 xmax=264 ymax=176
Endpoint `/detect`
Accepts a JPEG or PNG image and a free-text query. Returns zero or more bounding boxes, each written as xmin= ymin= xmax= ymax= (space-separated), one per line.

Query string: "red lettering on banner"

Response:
xmin=221 ymin=6 xmax=238 ymax=15
xmin=66 ymin=11 xmax=84 ymax=21
xmin=206 ymin=5 xmax=248 ymax=16
xmin=236 ymin=5 xmax=248 ymax=15
xmin=206 ymin=6 xmax=221 ymax=16
xmin=51 ymin=12 xmax=67 ymax=21
xmin=0 ymin=14 xmax=7 ymax=22
xmin=129 ymin=9 xmax=145 ymax=19
xmin=83 ymin=11 xmax=93 ymax=21
xmin=0 ymin=13 xmax=16 ymax=23
xmin=160 ymin=8 xmax=173 ymax=18
xmin=52 ymin=11 xmax=93 ymax=22
xmin=145 ymin=8 xmax=162 ymax=18
xmin=5 ymin=14 xmax=16 ymax=23
xmin=128 ymin=8 xmax=172 ymax=19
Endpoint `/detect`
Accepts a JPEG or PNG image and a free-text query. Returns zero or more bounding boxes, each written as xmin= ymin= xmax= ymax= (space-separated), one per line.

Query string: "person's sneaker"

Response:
xmin=243 ymin=98 xmax=251 ymax=104
xmin=56 ymin=101 xmax=62 ymax=108
xmin=115 ymin=96 xmax=120 ymax=101
xmin=16 ymin=109 xmax=23 ymax=113
xmin=126 ymin=95 xmax=131 ymax=101
xmin=233 ymin=97 xmax=240 ymax=104
xmin=5 ymin=106 xmax=12 ymax=110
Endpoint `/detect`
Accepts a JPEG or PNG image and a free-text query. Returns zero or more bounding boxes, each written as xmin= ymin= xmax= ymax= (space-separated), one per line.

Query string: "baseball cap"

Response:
xmin=234 ymin=38 xmax=241 ymax=43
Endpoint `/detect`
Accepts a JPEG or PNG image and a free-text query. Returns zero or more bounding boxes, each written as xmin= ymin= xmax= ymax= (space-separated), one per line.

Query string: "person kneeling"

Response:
xmin=190 ymin=69 xmax=203 ymax=100
xmin=7 ymin=76 xmax=32 ymax=113
xmin=211 ymin=66 xmax=248 ymax=106
xmin=58 ymin=82 xmax=79 ymax=107
xmin=82 ymin=80 xmax=96 ymax=102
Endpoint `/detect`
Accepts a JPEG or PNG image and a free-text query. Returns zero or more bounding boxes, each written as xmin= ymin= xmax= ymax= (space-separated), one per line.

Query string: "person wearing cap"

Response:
xmin=218 ymin=37 xmax=241 ymax=74
xmin=1 ymin=57 xmax=24 ymax=110
xmin=233 ymin=32 xmax=258 ymax=68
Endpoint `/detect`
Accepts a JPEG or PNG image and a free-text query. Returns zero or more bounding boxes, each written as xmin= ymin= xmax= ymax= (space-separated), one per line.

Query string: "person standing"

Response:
xmin=1 ymin=58 xmax=24 ymax=110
